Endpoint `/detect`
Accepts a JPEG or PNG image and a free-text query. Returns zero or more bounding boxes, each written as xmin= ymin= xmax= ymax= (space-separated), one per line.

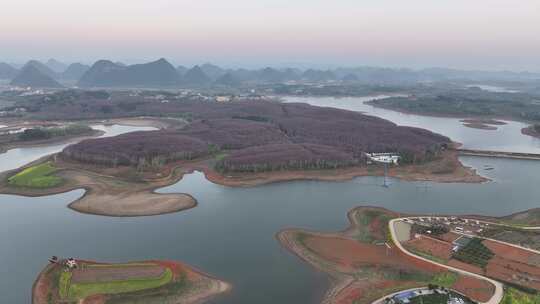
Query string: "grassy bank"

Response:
xmin=8 ymin=162 xmax=62 ymax=188
xmin=502 ymin=287 xmax=540 ymax=304
xmin=66 ymin=268 xmax=173 ymax=300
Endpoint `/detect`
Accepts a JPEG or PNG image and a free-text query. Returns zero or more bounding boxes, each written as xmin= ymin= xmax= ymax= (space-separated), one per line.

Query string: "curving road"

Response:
xmin=388 ymin=218 xmax=504 ymax=304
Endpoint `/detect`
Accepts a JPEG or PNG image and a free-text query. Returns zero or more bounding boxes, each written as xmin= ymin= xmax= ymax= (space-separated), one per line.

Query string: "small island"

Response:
xmin=0 ymin=122 xmax=102 ymax=153
xmin=460 ymin=119 xmax=507 ymax=130
xmin=522 ymin=124 xmax=540 ymax=139
xmin=278 ymin=206 xmax=540 ymax=304
xmin=33 ymin=258 xmax=230 ymax=304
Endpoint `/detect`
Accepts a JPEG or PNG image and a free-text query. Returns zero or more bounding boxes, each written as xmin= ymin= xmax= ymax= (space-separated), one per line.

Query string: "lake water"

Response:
xmin=2 ymin=157 xmax=540 ymax=304
xmin=2 ymin=100 xmax=540 ymax=303
xmin=0 ymin=124 xmax=156 ymax=173
xmin=283 ymin=96 xmax=540 ymax=153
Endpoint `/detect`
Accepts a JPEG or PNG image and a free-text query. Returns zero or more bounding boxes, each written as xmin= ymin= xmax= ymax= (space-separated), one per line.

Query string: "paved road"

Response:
xmin=388 ymin=218 xmax=504 ymax=304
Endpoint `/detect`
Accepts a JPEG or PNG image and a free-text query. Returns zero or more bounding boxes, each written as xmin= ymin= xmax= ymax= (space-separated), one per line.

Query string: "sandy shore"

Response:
xmin=0 ymin=149 xmax=486 ymax=217
xmin=0 ymin=156 xmax=197 ymax=217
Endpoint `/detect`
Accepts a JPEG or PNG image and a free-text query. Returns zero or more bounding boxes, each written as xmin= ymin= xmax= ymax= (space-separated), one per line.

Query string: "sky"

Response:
xmin=2 ymin=0 xmax=540 ymax=71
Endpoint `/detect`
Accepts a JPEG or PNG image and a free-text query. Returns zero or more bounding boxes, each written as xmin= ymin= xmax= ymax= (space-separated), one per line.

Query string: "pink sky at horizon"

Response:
xmin=2 ymin=0 xmax=540 ymax=71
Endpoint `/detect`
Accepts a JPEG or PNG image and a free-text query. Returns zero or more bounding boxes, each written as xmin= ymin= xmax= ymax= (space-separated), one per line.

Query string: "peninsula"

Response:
xmin=278 ymin=206 xmax=540 ymax=304
xmin=32 ymin=258 xmax=230 ymax=304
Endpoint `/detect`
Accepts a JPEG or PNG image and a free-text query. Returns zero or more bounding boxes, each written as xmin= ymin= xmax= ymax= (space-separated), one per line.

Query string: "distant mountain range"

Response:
xmin=78 ymin=58 xmax=179 ymax=87
xmin=62 ymin=63 xmax=90 ymax=80
xmin=0 ymin=63 xmax=19 ymax=79
xmin=2 ymin=58 xmax=540 ymax=88
xmin=10 ymin=64 xmax=63 ymax=88
xmin=45 ymin=59 xmax=68 ymax=73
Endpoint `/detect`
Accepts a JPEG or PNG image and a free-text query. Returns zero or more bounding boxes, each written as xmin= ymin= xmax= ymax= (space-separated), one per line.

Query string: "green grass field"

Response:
xmin=65 ymin=268 xmax=173 ymax=300
xmin=7 ymin=162 xmax=63 ymax=188
xmin=58 ymin=271 xmax=72 ymax=299
xmin=502 ymin=288 xmax=540 ymax=304
xmin=430 ymin=272 xmax=458 ymax=288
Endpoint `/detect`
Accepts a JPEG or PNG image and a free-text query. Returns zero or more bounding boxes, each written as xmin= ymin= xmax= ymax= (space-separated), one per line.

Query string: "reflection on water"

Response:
xmin=283 ymin=96 xmax=540 ymax=153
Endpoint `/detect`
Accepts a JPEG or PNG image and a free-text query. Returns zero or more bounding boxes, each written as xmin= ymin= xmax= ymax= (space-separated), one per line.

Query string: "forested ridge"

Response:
xmin=62 ymin=101 xmax=450 ymax=172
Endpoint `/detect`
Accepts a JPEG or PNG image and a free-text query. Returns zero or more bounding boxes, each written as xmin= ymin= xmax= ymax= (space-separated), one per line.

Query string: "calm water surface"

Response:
xmin=2 ymin=157 xmax=540 ymax=304
xmin=283 ymin=96 xmax=540 ymax=153
xmin=2 ymin=100 xmax=540 ymax=303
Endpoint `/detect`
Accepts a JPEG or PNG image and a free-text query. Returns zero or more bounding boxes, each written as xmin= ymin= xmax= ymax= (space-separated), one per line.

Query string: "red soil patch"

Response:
xmin=483 ymin=241 xmax=540 ymax=290
xmin=452 ymin=275 xmax=494 ymax=302
xmin=405 ymin=235 xmax=453 ymax=261
xmin=32 ymin=264 xmax=57 ymax=304
xmin=447 ymin=259 xmax=483 ymax=275
xmin=368 ymin=217 xmax=386 ymax=240
xmin=483 ymin=240 xmax=536 ymax=264
xmin=81 ymin=294 xmax=106 ymax=304
xmin=304 ymin=234 xmax=446 ymax=274
xmin=438 ymin=232 xmax=461 ymax=243
xmin=305 ymin=236 xmax=408 ymax=270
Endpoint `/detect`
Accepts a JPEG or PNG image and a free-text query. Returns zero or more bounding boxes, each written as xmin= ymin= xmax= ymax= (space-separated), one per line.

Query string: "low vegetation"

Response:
xmin=58 ymin=272 xmax=72 ymax=299
xmin=452 ymin=238 xmax=494 ymax=268
xmin=62 ymin=102 xmax=450 ymax=172
xmin=17 ymin=124 xmax=92 ymax=141
xmin=8 ymin=162 xmax=62 ymax=188
xmin=501 ymin=287 xmax=540 ymax=304
xmin=431 ymin=272 xmax=458 ymax=288
xmin=368 ymin=89 xmax=540 ymax=122
xmin=67 ymin=268 xmax=173 ymax=300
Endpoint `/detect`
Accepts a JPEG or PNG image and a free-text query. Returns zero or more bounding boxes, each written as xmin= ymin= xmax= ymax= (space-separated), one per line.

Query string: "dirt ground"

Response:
xmin=278 ymin=207 xmax=495 ymax=304
xmin=483 ymin=240 xmax=540 ymax=290
xmin=404 ymin=235 xmax=453 ymax=261
xmin=62 ymin=168 xmax=196 ymax=217
xmin=452 ymin=275 xmax=494 ymax=303
xmin=438 ymin=232 xmax=461 ymax=243
xmin=304 ymin=236 xmax=410 ymax=271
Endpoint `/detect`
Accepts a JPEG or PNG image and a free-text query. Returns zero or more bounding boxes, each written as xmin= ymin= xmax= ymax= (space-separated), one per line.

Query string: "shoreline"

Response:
xmin=277 ymin=206 xmax=527 ymax=304
xmin=0 ymin=129 xmax=104 ymax=154
xmin=0 ymin=150 xmax=487 ymax=217
xmin=365 ymin=100 xmax=538 ymax=125
xmin=0 ymin=115 xmax=182 ymax=154
xmin=200 ymin=150 xmax=488 ymax=187
xmin=521 ymin=126 xmax=540 ymax=139
xmin=0 ymin=155 xmax=197 ymax=217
